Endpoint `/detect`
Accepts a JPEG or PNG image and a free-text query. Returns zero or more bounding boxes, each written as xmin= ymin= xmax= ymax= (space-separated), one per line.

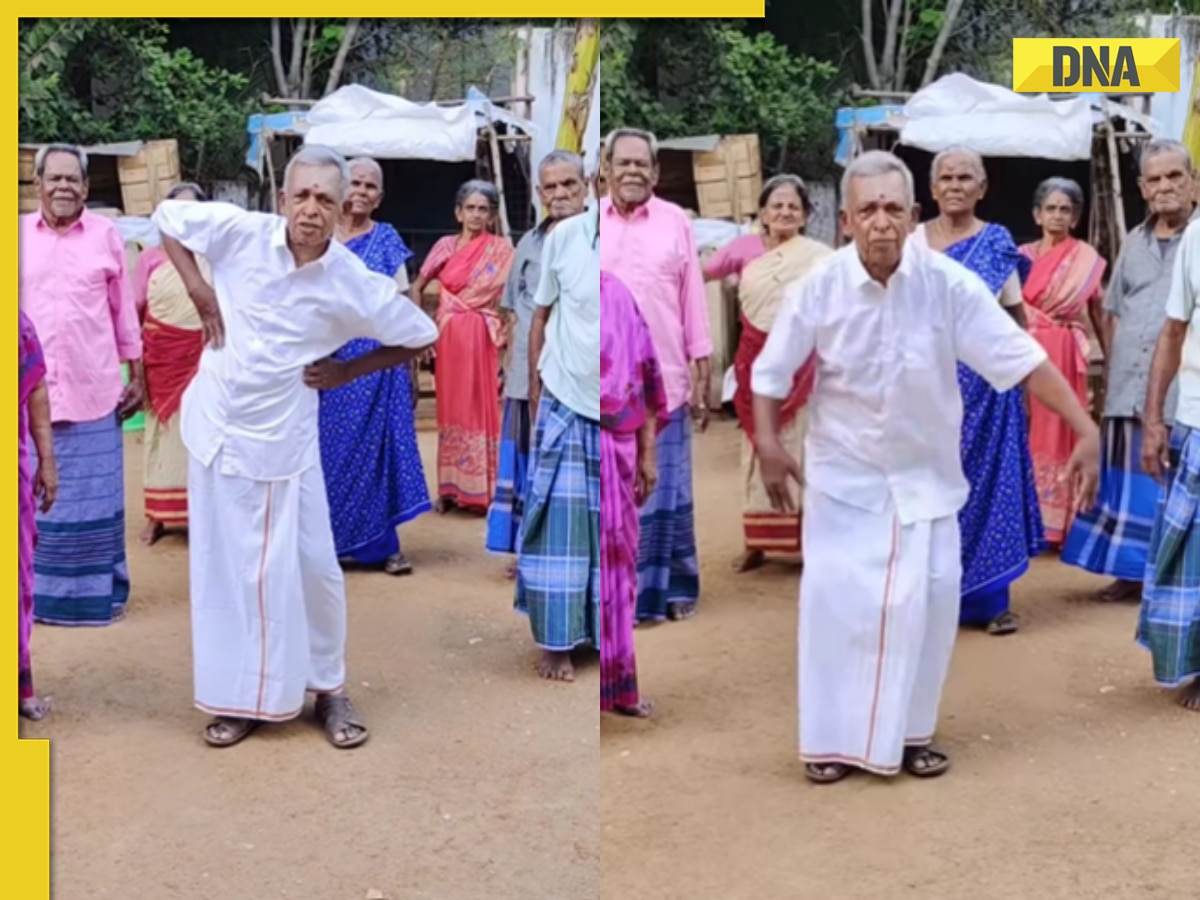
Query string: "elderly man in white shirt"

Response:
xmin=516 ymin=193 xmax=600 ymax=683
xmin=751 ymin=151 xmax=1101 ymax=784
xmin=1139 ymin=216 xmax=1200 ymax=712
xmin=153 ymin=146 xmax=438 ymax=749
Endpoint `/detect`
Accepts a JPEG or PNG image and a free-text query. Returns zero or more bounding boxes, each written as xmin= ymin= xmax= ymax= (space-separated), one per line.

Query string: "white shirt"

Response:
xmin=534 ymin=205 xmax=600 ymax=420
xmin=1166 ymin=218 xmax=1200 ymax=430
xmin=152 ymin=201 xmax=439 ymax=482
xmin=751 ymin=240 xmax=1048 ymax=525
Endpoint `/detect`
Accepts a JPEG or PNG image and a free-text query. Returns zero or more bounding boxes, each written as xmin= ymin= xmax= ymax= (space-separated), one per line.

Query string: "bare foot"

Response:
xmin=504 ymin=561 xmax=518 ymax=580
xmin=667 ymin=602 xmax=697 ymax=621
xmin=18 ymin=696 xmax=50 ymax=720
xmin=536 ymin=650 xmax=575 ymax=682
xmin=732 ymin=550 xmax=765 ymax=573
xmin=1179 ymin=679 xmax=1200 ymax=711
xmin=1096 ymin=579 xmax=1141 ymax=603
xmin=140 ymin=519 xmax=165 ymax=546
xmin=433 ymin=498 xmax=452 ymax=514
xmin=613 ymin=699 xmax=655 ymax=718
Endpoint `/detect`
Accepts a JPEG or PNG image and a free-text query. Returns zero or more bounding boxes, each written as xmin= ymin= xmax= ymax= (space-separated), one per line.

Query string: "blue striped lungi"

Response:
xmin=636 ymin=405 xmax=700 ymax=622
xmin=486 ymin=397 xmax=531 ymax=554
xmin=31 ymin=412 xmax=131 ymax=626
xmin=514 ymin=391 xmax=600 ymax=651
xmin=1137 ymin=425 xmax=1200 ymax=688
xmin=1063 ymin=417 xmax=1165 ymax=581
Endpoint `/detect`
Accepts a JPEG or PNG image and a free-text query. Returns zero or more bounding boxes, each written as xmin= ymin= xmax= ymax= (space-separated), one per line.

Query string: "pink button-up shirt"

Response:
xmin=600 ymin=195 xmax=712 ymax=413
xmin=19 ymin=210 xmax=142 ymax=423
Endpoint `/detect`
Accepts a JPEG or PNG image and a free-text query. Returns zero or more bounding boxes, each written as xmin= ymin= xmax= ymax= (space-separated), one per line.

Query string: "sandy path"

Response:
xmin=23 ymin=431 xmax=597 ymax=900
xmin=601 ymin=421 xmax=1196 ymax=900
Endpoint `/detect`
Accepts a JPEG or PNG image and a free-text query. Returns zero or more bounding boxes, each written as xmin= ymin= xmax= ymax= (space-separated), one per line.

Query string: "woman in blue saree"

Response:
xmin=916 ymin=148 xmax=1045 ymax=635
xmin=319 ymin=157 xmax=431 ymax=575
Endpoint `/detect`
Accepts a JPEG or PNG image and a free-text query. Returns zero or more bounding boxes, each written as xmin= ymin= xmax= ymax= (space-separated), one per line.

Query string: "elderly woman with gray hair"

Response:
xmin=912 ymin=147 xmax=1044 ymax=636
xmin=1018 ymin=177 xmax=1107 ymax=547
xmin=318 ymin=156 xmax=428 ymax=576
xmin=411 ymin=179 xmax=515 ymax=513
xmin=136 ymin=181 xmax=211 ymax=545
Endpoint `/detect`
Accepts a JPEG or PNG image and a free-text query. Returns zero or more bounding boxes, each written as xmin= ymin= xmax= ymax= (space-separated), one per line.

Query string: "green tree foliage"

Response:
xmin=601 ymin=21 xmax=842 ymax=177
xmin=19 ymin=19 xmax=254 ymax=181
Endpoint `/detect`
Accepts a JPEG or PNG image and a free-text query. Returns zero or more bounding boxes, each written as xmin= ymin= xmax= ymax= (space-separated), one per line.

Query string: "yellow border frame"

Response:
xmin=8 ymin=10 xmax=766 ymax=896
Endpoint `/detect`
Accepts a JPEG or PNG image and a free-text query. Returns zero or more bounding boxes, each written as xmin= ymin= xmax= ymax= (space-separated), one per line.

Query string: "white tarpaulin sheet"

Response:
xmin=303 ymin=84 xmax=534 ymax=162
xmin=900 ymin=74 xmax=1098 ymax=160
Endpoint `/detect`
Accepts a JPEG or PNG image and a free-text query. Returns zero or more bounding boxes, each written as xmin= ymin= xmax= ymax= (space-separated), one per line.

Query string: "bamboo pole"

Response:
xmin=486 ymin=121 xmax=512 ymax=241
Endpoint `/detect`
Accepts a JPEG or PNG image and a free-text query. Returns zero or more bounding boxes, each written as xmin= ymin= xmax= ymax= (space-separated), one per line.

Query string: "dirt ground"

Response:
xmin=601 ymin=420 xmax=1197 ymax=900
xmin=21 ymin=430 xmax=597 ymax=900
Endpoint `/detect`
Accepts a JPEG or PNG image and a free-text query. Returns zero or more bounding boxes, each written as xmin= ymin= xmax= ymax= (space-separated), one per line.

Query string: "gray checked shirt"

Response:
xmin=1102 ymin=209 xmax=1198 ymax=421
xmin=500 ymin=221 xmax=551 ymax=401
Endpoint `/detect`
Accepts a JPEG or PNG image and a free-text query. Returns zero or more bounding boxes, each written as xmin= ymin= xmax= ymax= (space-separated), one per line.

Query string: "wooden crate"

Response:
xmin=17 ymin=140 xmax=180 ymax=215
xmin=692 ymin=134 xmax=762 ymax=222
xmin=117 ymin=140 xmax=180 ymax=216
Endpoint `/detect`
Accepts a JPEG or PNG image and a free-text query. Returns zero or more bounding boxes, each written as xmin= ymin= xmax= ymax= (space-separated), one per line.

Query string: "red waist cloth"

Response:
xmin=733 ymin=314 xmax=814 ymax=447
xmin=142 ymin=314 xmax=203 ymax=423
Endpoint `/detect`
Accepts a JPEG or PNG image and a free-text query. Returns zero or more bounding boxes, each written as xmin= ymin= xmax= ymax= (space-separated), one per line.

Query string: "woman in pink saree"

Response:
xmin=413 ymin=180 xmax=515 ymax=513
xmin=19 ymin=310 xmax=58 ymax=720
xmin=601 ymin=270 xmax=668 ymax=717
xmin=1019 ymin=177 xmax=1107 ymax=546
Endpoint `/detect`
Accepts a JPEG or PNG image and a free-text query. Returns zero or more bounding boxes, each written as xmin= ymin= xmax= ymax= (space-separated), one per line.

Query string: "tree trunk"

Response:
xmin=270 ymin=19 xmax=289 ymax=97
xmin=861 ymin=0 xmax=881 ymax=89
xmin=323 ymin=18 xmax=362 ymax=97
xmin=920 ymin=0 xmax=966 ymax=87
xmin=879 ymin=0 xmax=905 ymax=85
xmin=288 ymin=19 xmax=308 ymax=96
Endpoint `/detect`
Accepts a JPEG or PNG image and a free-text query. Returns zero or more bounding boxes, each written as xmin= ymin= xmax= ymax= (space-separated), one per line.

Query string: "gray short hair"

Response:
xmin=285 ymin=145 xmax=352 ymax=200
xmin=538 ymin=150 xmax=586 ymax=182
xmin=1140 ymin=138 xmax=1193 ymax=173
xmin=455 ymin=179 xmax=500 ymax=210
xmin=1032 ymin=177 xmax=1084 ymax=213
xmin=35 ymin=143 xmax=88 ymax=179
xmin=840 ymin=151 xmax=916 ymax=210
xmin=347 ymin=156 xmax=384 ymax=187
xmin=930 ymin=145 xmax=987 ymax=184
xmin=166 ymin=182 xmax=208 ymax=202
xmin=759 ymin=173 xmax=814 ymax=217
xmin=604 ymin=128 xmax=658 ymax=165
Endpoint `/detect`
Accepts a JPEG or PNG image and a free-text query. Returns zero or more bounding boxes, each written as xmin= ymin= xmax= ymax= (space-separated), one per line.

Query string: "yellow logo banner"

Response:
xmin=1012 ymin=38 xmax=1180 ymax=93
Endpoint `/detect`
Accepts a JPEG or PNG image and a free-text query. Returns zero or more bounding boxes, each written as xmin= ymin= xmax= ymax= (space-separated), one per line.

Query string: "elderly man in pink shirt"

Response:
xmin=19 ymin=143 xmax=144 ymax=627
xmin=600 ymin=127 xmax=713 ymax=622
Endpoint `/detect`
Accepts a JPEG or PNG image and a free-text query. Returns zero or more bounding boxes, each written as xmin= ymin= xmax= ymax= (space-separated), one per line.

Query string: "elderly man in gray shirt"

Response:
xmin=486 ymin=150 xmax=589 ymax=576
xmin=1062 ymin=138 xmax=1197 ymax=602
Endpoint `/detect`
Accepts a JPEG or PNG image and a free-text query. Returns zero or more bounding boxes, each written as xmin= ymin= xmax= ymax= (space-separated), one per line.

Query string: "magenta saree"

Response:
xmin=600 ymin=271 xmax=668 ymax=712
xmin=19 ymin=311 xmax=47 ymax=702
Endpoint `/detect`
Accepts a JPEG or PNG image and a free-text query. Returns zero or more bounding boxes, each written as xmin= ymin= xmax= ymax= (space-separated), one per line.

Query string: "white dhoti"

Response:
xmin=188 ymin=450 xmax=346 ymax=721
xmin=798 ymin=488 xmax=961 ymax=775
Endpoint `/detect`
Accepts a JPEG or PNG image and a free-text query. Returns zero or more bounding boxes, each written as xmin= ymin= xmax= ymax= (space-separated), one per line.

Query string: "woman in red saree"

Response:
xmin=136 ymin=183 xmax=210 ymax=545
xmin=1019 ymin=177 xmax=1107 ymax=546
xmin=413 ymin=180 xmax=515 ymax=513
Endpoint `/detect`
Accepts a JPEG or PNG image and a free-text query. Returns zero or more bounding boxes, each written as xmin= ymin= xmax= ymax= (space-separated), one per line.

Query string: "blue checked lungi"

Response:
xmin=636 ymin=405 xmax=700 ymax=622
xmin=1063 ymin=417 xmax=1165 ymax=581
xmin=31 ymin=413 xmax=131 ymax=626
xmin=1137 ymin=425 xmax=1200 ymax=688
xmin=514 ymin=391 xmax=600 ymax=651
xmin=486 ymin=397 xmax=531 ymax=555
